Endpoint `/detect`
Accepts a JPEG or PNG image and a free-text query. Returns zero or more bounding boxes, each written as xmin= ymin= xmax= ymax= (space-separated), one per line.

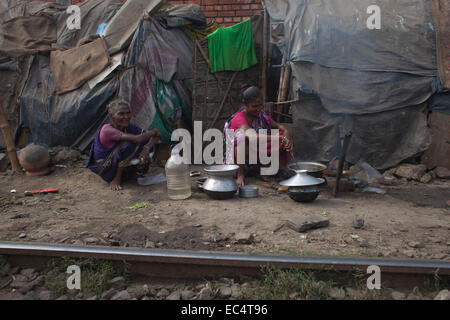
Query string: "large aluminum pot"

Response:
xmin=203 ymin=165 xmax=239 ymax=200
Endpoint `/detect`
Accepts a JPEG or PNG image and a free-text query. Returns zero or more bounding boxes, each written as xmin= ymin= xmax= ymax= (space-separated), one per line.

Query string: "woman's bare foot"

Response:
xmin=236 ymin=174 xmax=245 ymax=187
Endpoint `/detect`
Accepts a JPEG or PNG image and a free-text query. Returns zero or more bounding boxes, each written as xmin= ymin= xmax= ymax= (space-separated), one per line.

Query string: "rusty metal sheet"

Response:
xmin=431 ymin=0 xmax=450 ymax=89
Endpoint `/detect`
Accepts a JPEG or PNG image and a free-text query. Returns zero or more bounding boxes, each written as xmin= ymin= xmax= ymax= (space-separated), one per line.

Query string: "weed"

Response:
xmin=44 ymin=257 xmax=129 ymax=297
xmin=246 ymin=265 xmax=333 ymax=300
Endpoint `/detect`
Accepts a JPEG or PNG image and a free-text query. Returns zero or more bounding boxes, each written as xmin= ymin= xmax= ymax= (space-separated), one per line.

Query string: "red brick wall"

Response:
xmin=55 ymin=0 xmax=262 ymax=27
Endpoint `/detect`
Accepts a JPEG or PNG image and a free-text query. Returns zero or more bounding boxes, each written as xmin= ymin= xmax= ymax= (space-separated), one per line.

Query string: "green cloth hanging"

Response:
xmin=207 ymin=19 xmax=258 ymax=73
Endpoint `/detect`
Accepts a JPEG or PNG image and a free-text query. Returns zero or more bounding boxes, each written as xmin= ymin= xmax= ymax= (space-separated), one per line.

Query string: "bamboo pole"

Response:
xmin=261 ymin=2 xmax=268 ymax=103
xmin=0 ymin=104 xmax=21 ymax=172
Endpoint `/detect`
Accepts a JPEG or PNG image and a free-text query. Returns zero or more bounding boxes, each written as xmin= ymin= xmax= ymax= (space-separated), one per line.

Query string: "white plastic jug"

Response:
xmin=165 ymin=149 xmax=191 ymax=200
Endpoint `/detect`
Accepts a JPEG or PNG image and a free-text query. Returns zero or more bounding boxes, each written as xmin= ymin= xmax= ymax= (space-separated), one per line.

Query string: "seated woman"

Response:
xmin=87 ymin=100 xmax=161 ymax=191
xmin=224 ymin=86 xmax=294 ymax=187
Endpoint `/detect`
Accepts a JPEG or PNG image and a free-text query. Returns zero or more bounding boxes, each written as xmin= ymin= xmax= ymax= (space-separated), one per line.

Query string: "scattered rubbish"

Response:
xmin=10 ymin=189 xmax=16 ymax=193
xmin=137 ymin=173 xmax=166 ymax=186
xmin=10 ymin=213 xmax=30 ymax=219
xmin=18 ymin=233 xmax=26 ymax=239
xmin=362 ymin=187 xmax=386 ymax=194
xmin=350 ymin=234 xmax=359 ymax=239
xmin=348 ymin=161 xmax=381 ymax=187
xmin=353 ymin=218 xmax=365 ymax=229
xmin=55 ymin=164 xmax=67 ymax=168
xmin=190 ymin=171 xmax=201 ymax=177
xmin=377 ymin=175 xmax=395 ymax=185
xmin=123 ymin=202 xmax=150 ymax=210
xmin=273 ymin=222 xmax=285 ymax=233
xmin=321 ymin=211 xmax=328 ymax=217
xmin=96 ymin=23 xmax=107 ymax=36
xmin=233 ymin=232 xmax=254 ymax=244
xmin=284 ymin=214 xmax=330 ymax=233
xmin=24 ymin=188 xmax=59 ymax=196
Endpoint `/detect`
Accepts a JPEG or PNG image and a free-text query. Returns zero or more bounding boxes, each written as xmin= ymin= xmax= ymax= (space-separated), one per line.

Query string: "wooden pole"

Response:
xmin=261 ymin=3 xmax=268 ymax=103
xmin=0 ymin=104 xmax=21 ymax=172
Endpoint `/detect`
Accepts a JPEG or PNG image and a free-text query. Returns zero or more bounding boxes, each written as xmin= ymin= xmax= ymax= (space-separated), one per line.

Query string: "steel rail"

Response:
xmin=1 ymin=242 xmax=449 ymax=287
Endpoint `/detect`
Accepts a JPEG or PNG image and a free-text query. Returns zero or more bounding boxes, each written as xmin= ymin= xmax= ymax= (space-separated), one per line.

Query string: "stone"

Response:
xmin=101 ymin=288 xmax=118 ymax=300
xmin=289 ymin=292 xmax=299 ymax=299
xmin=358 ymin=239 xmax=370 ymax=248
xmin=407 ymin=241 xmax=424 ymax=249
xmin=431 ymin=253 xmax=447 ymax=260
xmin=108 ymin=276 xmax=127 ymax=291
xmin=86 ymin=295 xmax=97 ymax=300
xmin=156 ymin=288 xmax=170 ymax=298
xmin=20 ymin=268 xmax=37 ymax=280
xmin=420 ymin=173 xmax=432 ymax=184
xmin=166 ymin=290 xmax=181 ymax=300
xmin=434 ymin=167 xmax=450 ymax=179
xmin=83 ymin=237 xmax=99 ymax=245
xmin=141 ymin=296 xmax=150 ymax=300
xmin=38 ymin=290 xmax=52 ymax=300
xmin=353 ymin=218 xmax=364 ymax=229
xmin=402 ymin=250 xmax=415 ymax=258
xmin=329 ymin=287 xmax=346 ymax=299
xmin=53 ymin=148 xmax=80 ymax=164
xmin=199 ymin=287 xmax=214 ymax=300
xmin=285 ymin=214 xmax=330 ymax=233
xmin=56 ymin=295 xmax=69 ymax=300
xmin=181 ymin=290 xmax=195 ymax=300
xmin=18 ymin=233 xmax=26 ymax=239
xmin=0 ymin=153 xmax=9 ymax=172
xmin=111 ymin=290 xmax=131 ymax=300
xmin=217 ymin=286 xmax=232 ymax=299
xmin=395 ymin=164 xmax=426 ymax=181
xmin=434 ymin=289 xmax=450 ymax=300
xmin=345 ymin=288 xmax=363 ymax=299
xmin=233 ymin=232 xmax=254 ymax=244
xmin=391 ymin=291 xmax=406 ymax=300
xmin=13 ymin=274 xmax=28 ymax=282
xmin=230 ymin=284 xmax=241 ymax=298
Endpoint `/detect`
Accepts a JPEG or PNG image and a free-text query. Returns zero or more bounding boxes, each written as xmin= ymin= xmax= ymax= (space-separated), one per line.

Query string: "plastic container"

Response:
xmin=165 ymin=149 xmax=191 ymax=200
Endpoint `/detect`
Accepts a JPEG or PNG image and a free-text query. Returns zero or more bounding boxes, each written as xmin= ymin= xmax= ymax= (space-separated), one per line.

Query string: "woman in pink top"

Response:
xmin=224 ymin=86 xmax=293 ymax=187
xmin=87 ymin=100 xmax=161 ymax=191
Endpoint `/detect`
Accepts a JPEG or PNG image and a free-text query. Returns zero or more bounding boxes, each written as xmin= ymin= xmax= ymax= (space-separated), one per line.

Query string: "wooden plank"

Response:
xmin=430 ymin=0 xmax=450 ymax=89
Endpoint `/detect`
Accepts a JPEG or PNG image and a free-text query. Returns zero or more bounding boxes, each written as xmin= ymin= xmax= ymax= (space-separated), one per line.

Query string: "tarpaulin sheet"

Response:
xmin=0 ymin=14 xmax=56 ymax=57
xmin=50 ymin=37 xmax=110 ymax=95
xmin=119 ymin=17 xmax=193 ymax=143
xmin=55 ymin=0 xmax=123 ymax=48
xmin=292 ymin=94 xmax=431 ymax=170
xmin=102 ymin=0 xmax=164 ymax=55
xmin=265 ymin=0 xmax=439 ymax=114
xmin=19 ymin=55 xmax=118 ymax=147
xmin=265 ymin=0 xmax=440 ymax=168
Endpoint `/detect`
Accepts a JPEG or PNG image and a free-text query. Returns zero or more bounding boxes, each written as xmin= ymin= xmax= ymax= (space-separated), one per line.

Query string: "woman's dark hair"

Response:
xmin=242 ymin=86 xmax=262 ymax=104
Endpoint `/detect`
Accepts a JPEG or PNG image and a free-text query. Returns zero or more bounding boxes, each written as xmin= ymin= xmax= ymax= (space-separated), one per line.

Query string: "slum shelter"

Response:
xmin=0 ymin=0 xmax=219 ymax=154
xmin=265 ymin=0 xmax=450 ymax=170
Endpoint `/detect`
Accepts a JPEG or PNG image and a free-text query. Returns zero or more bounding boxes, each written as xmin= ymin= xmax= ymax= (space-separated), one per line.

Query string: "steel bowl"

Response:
xmin=239 ymin=185 xmax=259 ymax=198
xmin=204 ymin=164 xmax=239 ymax=177
xmin=204 ymin=189 xmax=237 ymax=200
xmin=288 ymin=162 xmax=327 ymax=178
xmin=287 ymin=186 xmax=320 ymax=203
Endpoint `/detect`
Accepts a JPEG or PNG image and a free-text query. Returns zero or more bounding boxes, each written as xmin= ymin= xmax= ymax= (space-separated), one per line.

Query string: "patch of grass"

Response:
xmin=44 ymin=257 xmax=129 ymax=297
xmin=246 ymin=265 xmax=333 ymax=300
xmin=123 ymin=202 xmax=150 ymax=210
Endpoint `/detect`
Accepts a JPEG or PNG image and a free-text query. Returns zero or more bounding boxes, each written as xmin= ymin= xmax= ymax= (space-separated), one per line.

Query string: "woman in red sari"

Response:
xmin=224 ymin=86 xmax=293 ymax=187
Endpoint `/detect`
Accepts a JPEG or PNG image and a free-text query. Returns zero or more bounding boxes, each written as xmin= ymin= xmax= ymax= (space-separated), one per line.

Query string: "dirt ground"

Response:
xmin=0 ymin=158 xmax=449 ymax=261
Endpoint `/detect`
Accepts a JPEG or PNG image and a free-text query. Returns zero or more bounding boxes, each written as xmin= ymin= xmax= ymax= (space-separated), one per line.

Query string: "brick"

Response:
xmin=203 ymin=5 xmax=215 ymax=11
xmin=224 ymin=17 xmax=233 ymax=23
xmin=220 ymin=11 xmax=236 ymax=17
xmin=233 ymin=17 xmax=242 ymax=22
xmin=203 ymin=0 xmax=219 ymax=5
xmin=204 ymin=11 xmax=218 ymax=17
xmin=215 ymin=5 xmax=223 ymax=11
xmin=215 ymin=17 xmax=224 ymax=23
xmin=236 ymin=10 xmax=253 ymax=16
xmin=251 ymin=4 xmax=261 ymax=9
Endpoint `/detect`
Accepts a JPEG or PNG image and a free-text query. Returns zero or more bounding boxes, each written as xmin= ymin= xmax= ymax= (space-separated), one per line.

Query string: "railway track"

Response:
xmin=1 ymin=241 xmax=449 ymax=290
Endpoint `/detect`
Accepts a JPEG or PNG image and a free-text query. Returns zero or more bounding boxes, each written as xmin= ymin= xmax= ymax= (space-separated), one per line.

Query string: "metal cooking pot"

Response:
xmin=288 ymin=162 xmax=326 ymax=178
xmin=203 ymin=165 xmax=239 ymax=200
